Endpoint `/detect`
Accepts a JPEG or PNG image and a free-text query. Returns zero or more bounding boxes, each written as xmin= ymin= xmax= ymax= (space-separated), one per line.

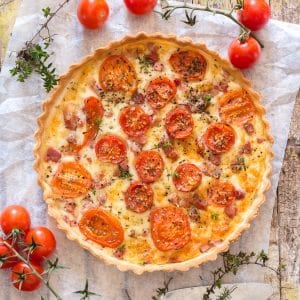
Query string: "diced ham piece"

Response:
xmin=201 ymin=160 xmax=221 ymax=179
xmin=190 ymin=193 xmax=208 ymax=210
xmin=224 ymin=204 xmax=237 ymax=218
xmin=97 ymin=192 xmax=107 ymax=206
xmin=133 ymin=135 xmax=147 ymax=145
xmin=66 ymin=133 xmax=77 ymax=144
xmin=153 ymin=62 xmax=164 ymax=71
xmin=257 ymin=138 xmax=266 ymax=143
xmin=104 ymin=111 xmax=113 ymax=118
xmin=239 ymin=142 xmax=252 ymax=155
xmin=200 ymin=243 xmax=212 ymax=253
xmin=174 ymin=78 xmax=181 ymax=87
xmin=94 ymin=173 xmax=111 ymax=189
xmin=132 ymin=92 xmax=145 ymax=104
xmin=64 ymin=200 xmax=76 ymax=213
xmin=146 ymin=43 xmax=159 ymax=64
xmin=168 ymin=193 xmax=188 ymax=208
xmin=188 ymin=206 xmax=200 ymax=222
xmin=214 ymin=81 xmax=228 ymax=93
xmin=119 ymin=159 xmax=129 ymax=172
xmin=113 ymin=246 xmax=125 ymax=259
xmin=128 ymin=141 xmax=142 ymax=153
xmin=196 ymin=136 xmax=205 ymax=156
xmin=243 ymin=123 xmax=255 ymax=135
xmin=158 ymin=140 xmax=178 ymax=161
xmin=63 ymin=103 xmax=79 ymax=130
xmin=208 ymin=153 xmax=221 ymax=166
xmin=235 ymin=190 xmax=245 ymax=200
xmin=46 ymin=147 xmax=61 ymax=162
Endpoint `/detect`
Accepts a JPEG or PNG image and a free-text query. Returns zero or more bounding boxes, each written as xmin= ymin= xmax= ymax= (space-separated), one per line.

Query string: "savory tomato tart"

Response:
xmin=34 ymin=33 xmax=273 ymax=274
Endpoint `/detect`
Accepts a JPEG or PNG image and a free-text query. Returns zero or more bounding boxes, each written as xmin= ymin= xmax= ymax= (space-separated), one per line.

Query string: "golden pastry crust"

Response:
xmin=34 ymin=32 xmax=273 ymax=274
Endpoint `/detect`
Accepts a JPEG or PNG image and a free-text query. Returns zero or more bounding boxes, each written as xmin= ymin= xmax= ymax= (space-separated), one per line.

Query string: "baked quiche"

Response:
xmin=34 ymin=33 xmax=273 ymax=274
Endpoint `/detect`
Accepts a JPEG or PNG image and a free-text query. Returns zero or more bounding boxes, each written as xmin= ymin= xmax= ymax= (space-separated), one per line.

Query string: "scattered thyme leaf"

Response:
xmin=119 ymin=169 xmax=133 ymax=179
xmin=216 ymin=286 xmax=237 ymax=300
xmin=74 ymin=279 xmax=101 ymax=300
xmin=152 ymin=277 xmax=173 ymax=300
xmin=42 ymin=7 xmax=51 ymax=17
xmin=211 ymin=212 xmax=219 ymax=220
xmin=138 ymin=55 xmax=152 ymax=74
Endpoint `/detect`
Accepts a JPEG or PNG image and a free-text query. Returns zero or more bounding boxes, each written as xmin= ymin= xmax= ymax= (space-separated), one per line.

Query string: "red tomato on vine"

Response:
xmin=237 ymin=0 xmax=271 ymax=31
xmin=228 ymin=36 xmax=261 ymax=69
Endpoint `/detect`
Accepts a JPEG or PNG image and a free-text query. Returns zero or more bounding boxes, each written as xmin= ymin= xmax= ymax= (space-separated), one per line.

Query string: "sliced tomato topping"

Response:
xmin=165 ymin=106 xmax=194 ymax=139
xmin=218 ymin=89 xmax=256 ymax=124
xmin=99 ymin=55 xmax=137 ymax=94
xmin=203 ymin=123 xmax=235 ymax=154
xmin=83 ymin=96 xmax=104 ymax=144
xmin=95 ymin=135 xmax=127 ymax=164
xmin=150 ymin=206 xmax=191 ymax=251
xmin=169 ymin=50 xmax=207 ymax=81
xmin=119 ymin=105 xmax=151 ymax=137
xmin=125 ymin=181 xmax=154 ymax=213
xmin=51 ymin=162 xmax=92 ymax=198
xmin=135 ymin=150 xmax=164 ymax=183
xmin=173 ymin=163 xmax=202 ymax=192
xmin=145 ymin=77 xmax=177 ymax=109
xmin=207 ymin=180 xmax=236 ymax=207
xmin=79 ymin=208 xmax=124 ymax=248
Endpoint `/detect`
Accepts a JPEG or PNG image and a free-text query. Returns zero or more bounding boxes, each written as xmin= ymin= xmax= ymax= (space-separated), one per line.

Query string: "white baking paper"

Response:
xmin=0 ymin=1 xmax=299 ymax=299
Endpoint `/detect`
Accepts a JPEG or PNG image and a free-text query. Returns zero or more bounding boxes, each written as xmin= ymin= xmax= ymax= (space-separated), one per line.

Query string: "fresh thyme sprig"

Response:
xmin=10 ymin=0 xmax=70 ymax=92
xmin=152 ymin=250 xmax=285 ymax=300
xmin=74 ymin=279 xmax=101 ymax=300
xmin=152 ymin=277 xmax=173 ymax=300
xmin=157 ymin=0 xmax=264 ymax=48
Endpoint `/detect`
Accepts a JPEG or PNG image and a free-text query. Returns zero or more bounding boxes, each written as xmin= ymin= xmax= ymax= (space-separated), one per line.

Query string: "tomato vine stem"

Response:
xmin=157 ymin=2 xmax=264 ymax=49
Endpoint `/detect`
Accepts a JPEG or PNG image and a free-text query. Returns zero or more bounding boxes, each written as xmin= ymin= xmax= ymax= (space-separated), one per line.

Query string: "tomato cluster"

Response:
xmin=0 ymin=205 xmax=56 ymax=292
xmin=76 ymin=0 xmax=270 ymax=70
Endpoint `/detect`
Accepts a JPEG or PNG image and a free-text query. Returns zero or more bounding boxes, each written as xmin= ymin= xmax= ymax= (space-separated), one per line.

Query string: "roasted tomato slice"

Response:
xmin=119 ymin=105 xmax=151 ymax=137
xmin=145 ymin=77 xmax=177 ymax=109
xmin=125 ymin=181 xmax=154 ymax=213
xmin=95 ymin=135 xmax=127 ymax=164
xmin=218 ymin=89 xmax=256 ymax=124
xmin=99 ymin=55 xmax=137 ymax=93
xmin=135 ymin=150 xmax=164 ymax=183
xmin=169 ymin=50 xmax=207 ymax=81
xmin=79 ymin=208 xmax=124 ymax=248
xmin=150 ymin=206 xmax=191 ymax=251
xmin=51 ymin=162 xmax=93 ymax=198
xmin=83 ymin=96 xmax=104 ymax=144
xmin=207 ymin=180 xmax=236 ymax=207
xmin=165 ymin=106 xmax=194 ymax=139
xmin=173 ymin=163 xmax=202 ymax=192
xmin=203 ymin=123 xmax=235 ymax=154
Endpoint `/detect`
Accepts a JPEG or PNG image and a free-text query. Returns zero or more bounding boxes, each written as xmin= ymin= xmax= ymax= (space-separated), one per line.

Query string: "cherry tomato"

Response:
xmin=145 ymin=77 xmax=177 ymax=109
xmin=51 ymin=162 xmax=93 ymax=198
xmin=25 ymin=227 xmax=56 ymax=262
xmin=77 ymin=0 xmax=109 ymax=30
xmin=0 ymin=237 xmax=19 ymax=269
xmin=173 ymin=163 xmax=202 ymax=192
xmin=165 ymin=106 xmax=194 ymax=139
xmin=0 ymin=205 xmax=31 ymax=235
xmin=119 ymin=106 xmax=151 ymax=137
xmin=150 ymin=206 xmax=191 ymax=251
xmin=125 ymin=182 xmax=154 ymax=213
xmin=99 ymin=55 xmax=137 ymax=94
xmin=228 ymin=36 xmax=261 ymax=69
xmin=135 ymin=150 xmax=164 ymax=183
xmin=11 ymin=261 xmax=43 ymax=291
xmin=207 ymin=180 xmax=236 ymax=207
xmin=79 ymin=208 xmax=124 ymax=248
xmin=124 ymin=0 xmax=157 ymax=15
xmin=237 ymin=0 xmax=271 ymax=31
xmin=218 ymin=89 xmax=256 ymax=124
xmin=203 ymin=123 xmax=235 ymax=154
xmin=95 ymin=135 xmax=127 ymax=164
xmin=169 ymin=50 xmax=207 ymax=81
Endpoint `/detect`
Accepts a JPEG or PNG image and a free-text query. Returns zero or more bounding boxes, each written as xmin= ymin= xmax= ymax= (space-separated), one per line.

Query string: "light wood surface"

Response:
xmin=0 ymin=0 xmax=299 ymax=299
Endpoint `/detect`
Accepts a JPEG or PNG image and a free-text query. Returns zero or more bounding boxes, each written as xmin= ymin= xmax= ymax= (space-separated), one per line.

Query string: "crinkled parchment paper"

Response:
xmin=0 ymin=1 xmax=299 ymax=299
